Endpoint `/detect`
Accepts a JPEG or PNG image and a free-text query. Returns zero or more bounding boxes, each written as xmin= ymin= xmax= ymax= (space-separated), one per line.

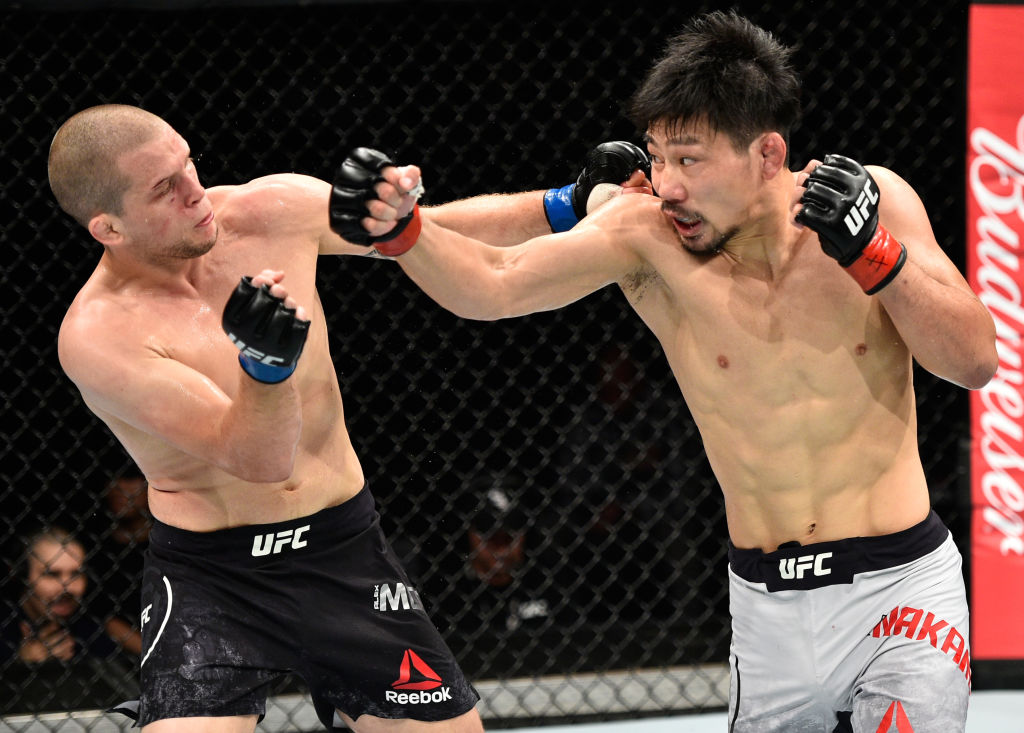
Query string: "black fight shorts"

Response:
xmin=134 ymin=484 xmax=478 ymax=728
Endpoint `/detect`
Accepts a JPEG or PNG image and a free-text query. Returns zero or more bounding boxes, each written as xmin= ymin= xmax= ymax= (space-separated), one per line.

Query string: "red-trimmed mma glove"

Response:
xmin=795 ymin=154 xmax=906 ymax=294
xmin=222 ymin=276 xmax=311 ymax=384
xmin=543 ymin=141 xmax=652 ymax=233
xmin=329 ymin=147 xmax=422 ymax=257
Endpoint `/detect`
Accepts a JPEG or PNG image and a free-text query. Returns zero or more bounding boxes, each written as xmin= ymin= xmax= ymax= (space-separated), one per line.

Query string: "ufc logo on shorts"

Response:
xmin=843 ymin=179 xmax=879 ymax=236
xmin=779 ymin=551 xmax=832 ymax=580
xmin=251 ymin=525 xmax=310 ymax=556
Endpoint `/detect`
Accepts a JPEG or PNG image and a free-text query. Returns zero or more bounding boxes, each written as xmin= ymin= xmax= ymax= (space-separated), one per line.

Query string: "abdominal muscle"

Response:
xmin=145 ymin=443 xmax=365 ymax=532
xmin=697 ymin=391 xmax=932 ymax=552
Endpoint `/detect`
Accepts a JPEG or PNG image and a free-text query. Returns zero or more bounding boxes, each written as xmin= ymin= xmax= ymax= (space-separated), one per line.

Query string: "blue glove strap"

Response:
xmin=238 ymin=354 xmax=296 ymax=384
xmin=543 ymin=184 xmax=579 ymax=233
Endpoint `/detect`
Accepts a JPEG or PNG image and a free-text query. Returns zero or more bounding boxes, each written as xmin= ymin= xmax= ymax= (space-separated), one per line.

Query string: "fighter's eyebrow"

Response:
xmin=642 ymin=132 xmax=702 ymax=146
xmin=150 ymin=149 xmax=192 ymax=192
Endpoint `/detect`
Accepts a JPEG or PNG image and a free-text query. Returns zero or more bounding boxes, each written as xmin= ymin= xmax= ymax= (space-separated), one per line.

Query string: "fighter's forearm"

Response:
xmin=218 ymin=274 xmax=308 ymax=481
xmin=397 ymin=219 xmax=513 ymax=320
xmin=423 ymin=191 xmax=549 ymax=247
xmin=217 ymin=375 xmax=303 ymax=483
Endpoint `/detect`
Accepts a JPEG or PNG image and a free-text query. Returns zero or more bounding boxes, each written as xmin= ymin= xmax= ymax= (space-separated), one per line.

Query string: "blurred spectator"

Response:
xmin=87 ymin=466 xmax=150 ymax=655
xmin=104 ymin=469 xmax=151 ymax=549
xmin=554 ymin=343 xmax=694 ymax=623
xmin=1 ymin=525 xmax=138 ymax=713
xmin=465 ymin=481 xmax=555 ymax=631
xmin=429 ymin=474 xmax=563 ymax=636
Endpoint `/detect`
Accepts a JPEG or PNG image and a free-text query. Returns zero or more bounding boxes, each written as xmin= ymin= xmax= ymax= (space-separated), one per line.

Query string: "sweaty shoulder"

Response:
xmin=207 ymin=173 xmax=330 ymax=239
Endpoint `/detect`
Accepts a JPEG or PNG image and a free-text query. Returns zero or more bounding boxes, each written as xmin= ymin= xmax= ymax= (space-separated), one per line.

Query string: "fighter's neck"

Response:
xmin=718 ymin=177 xmax=804 ymax=273
xmin=96 ymin=247 xmax=209 ymax=297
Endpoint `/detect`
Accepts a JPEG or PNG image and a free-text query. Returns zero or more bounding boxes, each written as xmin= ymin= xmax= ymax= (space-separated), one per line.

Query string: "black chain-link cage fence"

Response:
xmin=1 ymin=0 xmax=972 ymax=726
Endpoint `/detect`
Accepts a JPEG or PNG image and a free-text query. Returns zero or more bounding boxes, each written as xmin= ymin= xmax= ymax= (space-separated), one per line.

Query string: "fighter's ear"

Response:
xmin=757 ymin=132 xmax=788 ymax=179
xmin=88 ymin=212 xmax=124 ymax=246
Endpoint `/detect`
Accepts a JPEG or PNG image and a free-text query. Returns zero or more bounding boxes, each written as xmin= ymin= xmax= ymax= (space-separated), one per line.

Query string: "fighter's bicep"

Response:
xmin=69 ymin=342 xmax=233 ymax=457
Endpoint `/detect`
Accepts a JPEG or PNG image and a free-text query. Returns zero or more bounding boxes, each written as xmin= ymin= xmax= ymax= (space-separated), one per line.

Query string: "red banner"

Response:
xmin=967 ymin=3 xmax=1024 ymax=660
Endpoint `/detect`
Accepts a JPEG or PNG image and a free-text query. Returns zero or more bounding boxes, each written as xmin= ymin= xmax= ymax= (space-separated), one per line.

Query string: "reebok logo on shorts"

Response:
xmin=875 ymin=700 xmax=914 ymax=732
xmin=393 ymin=648 xmax=441 ymax=690
xmin=385 ymin=649 xmax=452 ymax=705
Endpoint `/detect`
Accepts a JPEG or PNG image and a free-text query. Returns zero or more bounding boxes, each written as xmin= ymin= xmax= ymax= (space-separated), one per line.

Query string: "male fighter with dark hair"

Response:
xmin=339 ymin=11 xmax=996 ymax=733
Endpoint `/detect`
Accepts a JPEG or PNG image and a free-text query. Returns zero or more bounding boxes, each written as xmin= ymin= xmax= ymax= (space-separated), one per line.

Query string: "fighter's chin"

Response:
xmin=662 ymin=208 xmax=713 ymax=253
xmin=672 ymin=224 xmax=722 ymax=256
xmin=679 ymin=235 xmax=718 ymax=256
xmin=173 ymin=228 xmax=218 ymax=259
xmin=669 ymin=220 xmax=735 ymax=257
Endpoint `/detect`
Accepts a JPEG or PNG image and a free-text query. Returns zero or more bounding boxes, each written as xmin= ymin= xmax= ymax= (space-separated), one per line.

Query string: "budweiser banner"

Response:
xmin=967 ymin=2 xmax=1024 ymax=661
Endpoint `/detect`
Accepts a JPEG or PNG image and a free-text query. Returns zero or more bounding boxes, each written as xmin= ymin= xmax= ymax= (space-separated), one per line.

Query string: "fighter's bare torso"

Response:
xmin=59 ymin=177 xmax=364 ymax=531
xmin=601 ymin=190 xmax=930 ymax=551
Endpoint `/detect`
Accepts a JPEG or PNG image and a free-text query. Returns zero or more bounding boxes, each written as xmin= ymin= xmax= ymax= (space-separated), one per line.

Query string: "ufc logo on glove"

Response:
xmin=843 ymin=179 xmax=880 ymax=236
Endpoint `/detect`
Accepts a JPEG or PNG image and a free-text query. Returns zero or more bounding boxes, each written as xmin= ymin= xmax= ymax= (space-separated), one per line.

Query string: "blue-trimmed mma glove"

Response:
xmin=543 ymin=141 xmax=651 ymax=233
xmin=795 ymin=154 xmax=907 ymax=294
xmin=222 ymin=276 xmax=311 ymax=384
xmin=329 ymin=147 xmax=423 ymax=257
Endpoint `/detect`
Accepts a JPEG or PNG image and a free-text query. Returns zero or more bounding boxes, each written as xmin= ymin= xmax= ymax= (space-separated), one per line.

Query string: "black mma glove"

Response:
xmin=544 ymin=141 xmax=652 ymax=233
xmin=222 ymin=276 xmax=311 ymax=384
xmin=329 ymin=147 xmax=422 ymax=256
xmin=795 ymin=154 xmax=907 ymax=294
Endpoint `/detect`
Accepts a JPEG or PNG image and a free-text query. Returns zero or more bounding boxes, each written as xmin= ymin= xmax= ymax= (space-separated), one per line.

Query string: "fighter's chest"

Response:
xmin=676 ymin=265 xmax=894 ymax=398
xmin=713 ymin=270 xmax=863 ymax=344
xmin=145 ymin=294 xmax=242 ymax=385
xmin=144 ymin=255 xmax=320 ymax=386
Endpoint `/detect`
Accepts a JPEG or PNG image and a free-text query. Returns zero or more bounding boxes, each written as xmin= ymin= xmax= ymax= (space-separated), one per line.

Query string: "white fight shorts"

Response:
xmin=727 ymin=511 xmax=970 ymax=732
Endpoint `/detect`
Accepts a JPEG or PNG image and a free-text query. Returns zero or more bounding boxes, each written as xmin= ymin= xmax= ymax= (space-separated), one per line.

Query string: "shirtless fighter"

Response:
xmin=49 ymin=104 xmax=644 ymax=731
xmin=337 ymin=12 xmax=998 ymax=733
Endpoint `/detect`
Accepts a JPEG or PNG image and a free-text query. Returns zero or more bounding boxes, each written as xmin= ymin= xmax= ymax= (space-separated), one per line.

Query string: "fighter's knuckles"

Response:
xmin=267 ymin=283 xmax=290 ymax=301
xmin=251 ymin=269 xmax=283 ymax=286
xmin=372 ymin=180 xmax=403 ymax=207
xmin=361 ymin=215 xmax=397 ymax=237
xmin=365 ymin=198 xmax=398 ymax=221
xmin=623 ymin=169 xmax=647 ymax=186
xmin=622 ymin=176 xmax=654 ymax=196
xmin=396 ymin=165 xmax=422 ymax=191
xmin=802 ymin=159 xmax=823 ymax=178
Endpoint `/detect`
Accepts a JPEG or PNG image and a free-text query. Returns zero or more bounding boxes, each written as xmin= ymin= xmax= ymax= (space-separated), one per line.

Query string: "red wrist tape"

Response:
xmin=374 ymin=205 xmax=422 ymax=257
xmin=843 ymin=224 xmax=907 ymax=294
